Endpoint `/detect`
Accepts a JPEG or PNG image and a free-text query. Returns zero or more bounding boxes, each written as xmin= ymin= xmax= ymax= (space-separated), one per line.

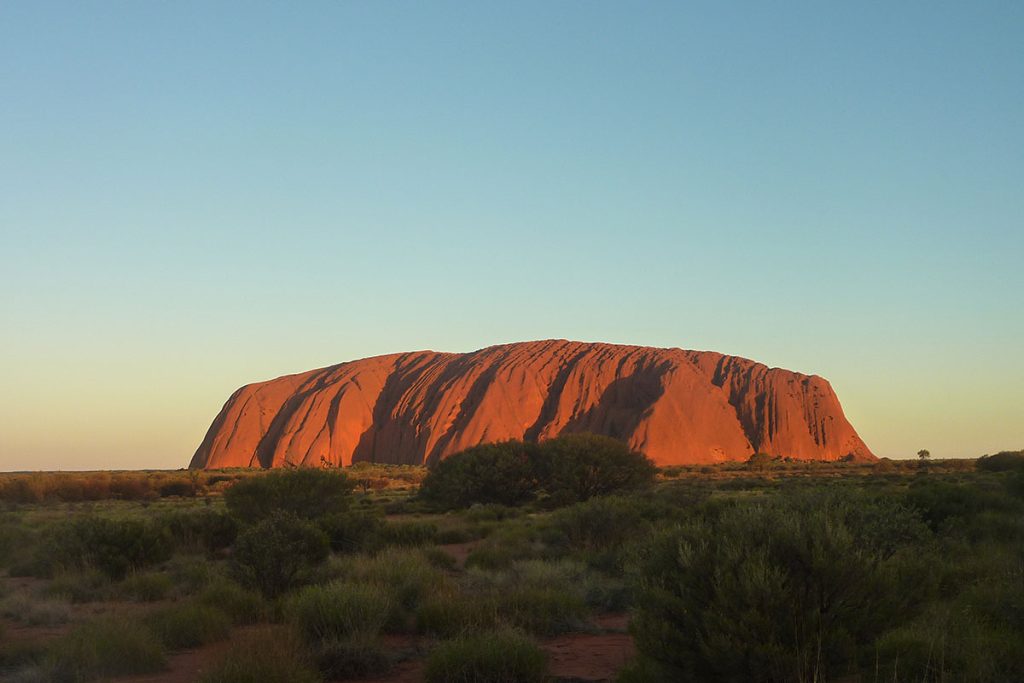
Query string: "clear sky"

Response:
xmin=1 ymin=1 xmax=1021 ymax=470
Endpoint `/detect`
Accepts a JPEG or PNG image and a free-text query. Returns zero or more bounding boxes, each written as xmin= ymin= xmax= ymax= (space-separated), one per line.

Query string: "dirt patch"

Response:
xmin=437 ymin=541 xmax=481 ymax=570
xmin=593 ymin=612 xmax=630 ymax=632
xmin=543 ymin=631 xmax=635 ymax=682
xmin=356 ymin=657 xmax=425 ymax=683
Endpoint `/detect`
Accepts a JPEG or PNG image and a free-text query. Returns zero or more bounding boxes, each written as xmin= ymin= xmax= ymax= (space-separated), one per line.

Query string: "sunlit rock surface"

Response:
xmin=190 ymin=340 xmax=875 ymax=469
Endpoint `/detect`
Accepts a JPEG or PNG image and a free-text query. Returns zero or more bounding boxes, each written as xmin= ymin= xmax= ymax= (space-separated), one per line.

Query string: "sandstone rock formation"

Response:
xmin=190 ymin=340 xmax=875 ymax=469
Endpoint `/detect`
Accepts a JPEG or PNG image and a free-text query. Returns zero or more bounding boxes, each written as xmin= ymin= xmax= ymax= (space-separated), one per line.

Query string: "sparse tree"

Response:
xmin=917 ymin=449 xmax=931 ymax=461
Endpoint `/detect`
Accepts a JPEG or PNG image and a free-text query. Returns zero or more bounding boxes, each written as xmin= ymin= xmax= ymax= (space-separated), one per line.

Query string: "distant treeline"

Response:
xmin=1 ymin=450 xmax=1019 ymax=505
xmin=0 ymin=463 xmax=427 ymax=505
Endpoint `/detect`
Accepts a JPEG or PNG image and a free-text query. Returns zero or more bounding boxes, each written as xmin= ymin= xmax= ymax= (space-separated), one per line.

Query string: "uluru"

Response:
xmin=190 ymin=340 xmax=874 ymax=469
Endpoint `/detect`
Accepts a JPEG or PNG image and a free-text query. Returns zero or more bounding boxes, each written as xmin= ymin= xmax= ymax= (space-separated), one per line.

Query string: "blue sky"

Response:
xmin=1 ymin=1 xmax=1021 ymax=470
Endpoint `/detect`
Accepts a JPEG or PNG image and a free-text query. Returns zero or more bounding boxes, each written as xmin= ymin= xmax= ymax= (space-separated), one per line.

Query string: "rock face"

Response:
xmin=190 ymin=340 xmax=875 ymax=469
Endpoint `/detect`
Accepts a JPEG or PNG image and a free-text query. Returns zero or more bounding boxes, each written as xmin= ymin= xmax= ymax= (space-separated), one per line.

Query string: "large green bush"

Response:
xmin=419 ymin=434 xmax=656 ymax=510
xmin=156 ymin=508 xmax=237 ymax=554
xmin=419 ymin=441 xmax=541 ymax=508
xmin=225 ymin=468 xmax=354 ymax=522
xmin=230 ymin=511 xmax=329 ymax=598
xmin=629 ymin=492 xmax=930 ymax=683
xmin=31 ymin=516 xmax=173 ymax=579
xmin=976 ymin=450 xmax=1024 ymax=472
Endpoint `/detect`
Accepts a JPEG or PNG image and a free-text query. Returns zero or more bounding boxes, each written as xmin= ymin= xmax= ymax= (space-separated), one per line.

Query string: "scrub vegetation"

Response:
xmin=0 ymin=444 xmax=1020 ymax=682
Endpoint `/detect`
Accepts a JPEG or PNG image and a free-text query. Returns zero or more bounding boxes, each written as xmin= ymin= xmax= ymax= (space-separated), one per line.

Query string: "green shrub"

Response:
xmin=630 ymin=491 xmax=930 ymax=683
xmin=0 ymin=592 xmax=71 ymax=626
xmin=418 ymin=561 xmax=590 ymax=637
xmin=165 ymin=555 xmax=216 ymax=594
xmin=31 ymin=516 xmax=173 ymax=579
xmin=145 ymin=603 xmax=231 ymax=649
xmin=317 ymin=510 xmax=382 ymax=553
xmin=419 ymin=434 xmax=656 ymax=510
xmin=287 ymin=582 xmax=392 ymax=642
xmin=225 ymin=469 xmax=354 ymax=522
xmin=40 ymin=569 xmax=112 ymax=603
xmin=333 ymin=548 xmax=446 ymax=612
xmin=0 ymin=519 xmax=32 ymax=569
xmin=197 ymin=626 xmax=320 ymax=683
xmin=230 ymin=511 xmax=329 ymax=598
xmin=419 ymin=441 xmax=541 ymax=509
xmin=423 ymin=629 xmax=546 ymax=683
xmin=376 ymin=520 xmax=437 ymax=547
xmin=976 ymin=450 xmax=1024 ymax=472
xmin=903 ymin=478 xmax=1022 ymax=532
xmin=416 ymin=592 xmax=499 ymax=637
xmin=498 ymin=585 xmax=589 ymax=635
xmin=535 ymin=433 xmax=657 ymax=505
xmin=313 ymin=638 xmax=391 ymax=679
xmin=875 ymin=602 xmax=1024 ymax=682
xmin=45 ymin=617 xmax=166 ymax=681
xmin=157 ymin=508 xmax=237 ymax=553
xmin=197 ymin=579 xmax=267 ymax=624
xmin=547 ymin=497 xmax=648 ymax=553
xmin=119 ymin=571 xmax=173 ymax=601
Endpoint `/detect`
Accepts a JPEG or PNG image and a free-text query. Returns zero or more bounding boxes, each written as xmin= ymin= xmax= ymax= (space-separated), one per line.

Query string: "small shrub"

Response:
xmin=0 ymin=593 xmax=71 ymax=626
xmin=225 ymin=469 xmax=354 ymax=522
xmin=119 ymin=571 xmax=174 ymax=601
xmin=198 ymin=579 xmax=267 ymax=624
xmin=423 ymin=629 xmax=546 ymax=683
xmin=230 ymin=511 xmax=329 ymax=598
xmin=314 ymin=638 xmax=391 ymax=679
xmin=32 ymin=516 xmax=172 ymax=579
xmin=145 ymin=603 xmax=231 ymax=649
xmin=287 ymin=582 xmax=392 ymax=642
xmin=333 ymin=548 xmax=446 ymax=612
xmin=157 ymin=508 xmax=237 ymax=553
xmin=416 ymin=593 xmax=499 ymax=637
xmin=197 ymin=626 xmax=320 ymax=683
xmin=629 ymin=491 xmax=929 ymax=683
xmin=45 ymin=617 xmax=166 ymax=681
xmin=40 ymin=569 xmax=112 ymax=603
xmin=317 ymin=511 xmax=382 ymax=553
xmin=377 ymin=520 xmax=437 ymax=547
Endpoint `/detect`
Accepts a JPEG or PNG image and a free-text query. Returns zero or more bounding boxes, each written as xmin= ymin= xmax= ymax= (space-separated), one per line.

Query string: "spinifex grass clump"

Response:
xmin=423 ymin=629 xmax=546 ymax=683
xmin=118 ymin=570 xmax=174 ymax=601
xmin=287 ymin=582 xmax=392 ymax=642
xmin=198 ymin=626 xmax=320 ymax=683
xmin=145 ymin=602 xmax=231 ymax=649
xmin=45 ymin=617 xmax=167 ymax=682
xmin=417 ymin=559 xmax=591 ymax=638
xmin=197 ymin=578 xmax=268 ymax=624
xmin=286 ymin=582 xmax=393 ymax=679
